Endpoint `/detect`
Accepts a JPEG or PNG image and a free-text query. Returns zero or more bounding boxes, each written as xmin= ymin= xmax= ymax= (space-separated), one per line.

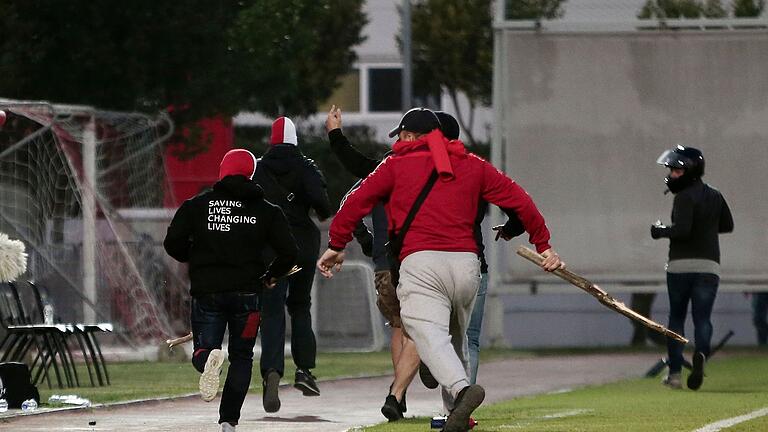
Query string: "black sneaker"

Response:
xmin=687 ymin=352 xmax=706 ymax=390
xmin=262 ymin=369 xmax=281 ymax=413
xmin=443 ymin=385 xmax=485 ymax=432
xmin=419 ymin=361 xmax=439 ymax=389
xmin=380 ymin=395 xmax=404 ymax=421
xmin=388 ymin=384 xmax=407 ymax=413
xmin=294 ymin=369 xmax=320 ymax=396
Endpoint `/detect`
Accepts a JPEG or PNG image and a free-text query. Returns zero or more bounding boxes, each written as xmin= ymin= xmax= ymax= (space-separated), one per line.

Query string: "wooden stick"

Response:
xmin=516 ymin=246 xmax=688 ymax=344
xmin=166 ymin=332 xmax=192 ymax=348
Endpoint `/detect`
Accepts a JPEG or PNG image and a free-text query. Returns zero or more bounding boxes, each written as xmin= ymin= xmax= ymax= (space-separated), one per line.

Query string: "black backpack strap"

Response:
xmin=392 ymin=169 xmax=439 ymax=245
xmin=259 ymin=161 xmax=297 ymax=203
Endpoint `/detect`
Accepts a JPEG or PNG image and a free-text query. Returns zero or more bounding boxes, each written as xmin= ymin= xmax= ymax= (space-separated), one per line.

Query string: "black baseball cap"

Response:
xmin=434 ymin=111 xmax=460 ymax=140
xmin=388 ymin=108 xmax=441 ymax=138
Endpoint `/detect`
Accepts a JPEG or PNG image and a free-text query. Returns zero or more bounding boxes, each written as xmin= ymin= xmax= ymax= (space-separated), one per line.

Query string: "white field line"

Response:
xmin=693 ymin=407 xmax=768 ymax=432
xmin=542 ymin=409 xmax=591 ymax=419
xmin=493 ymin=408 xmax=593 ymax=430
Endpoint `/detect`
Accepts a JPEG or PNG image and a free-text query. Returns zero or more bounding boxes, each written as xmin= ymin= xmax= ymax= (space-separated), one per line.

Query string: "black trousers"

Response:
xmin=191 ymin=291 xmax=260 ymax=425
xmin=666 ymin=272 xmax=719 ymax=373
xmin=260 ymin=227 xmax=319 ymax=378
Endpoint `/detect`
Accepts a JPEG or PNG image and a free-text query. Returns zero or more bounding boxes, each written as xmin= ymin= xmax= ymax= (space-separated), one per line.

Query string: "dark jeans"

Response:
xmin=260 ymin=229 xmax=319 ymax=378
xmin=191 ymin=291 xmax=260 ymax=425
xmin=752 ymin=292 xmax=768 ymax=345
xmin=666 ymin=272 xmax=719 ymax=373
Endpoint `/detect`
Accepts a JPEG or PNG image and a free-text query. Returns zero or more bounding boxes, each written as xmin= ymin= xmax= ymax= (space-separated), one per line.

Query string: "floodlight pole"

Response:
xmin=82 ymin=114 xmax=97 ymax=323
xmin=401 ymin=0 xmax=413 ymax=110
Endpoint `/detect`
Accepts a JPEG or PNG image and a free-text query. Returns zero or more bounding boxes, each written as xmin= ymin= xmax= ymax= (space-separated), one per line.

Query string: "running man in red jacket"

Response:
xmin=317 ymin=108 xmax=564 ymax=432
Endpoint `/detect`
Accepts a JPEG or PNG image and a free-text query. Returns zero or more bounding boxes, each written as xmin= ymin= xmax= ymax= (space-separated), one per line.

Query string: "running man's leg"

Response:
xmin=259 ymin=278 xmax=288 ymax=378
xmin=466 ymin=272 xmax=488 ymax=384
xmin=286 ymin=257 xmax=318 ymax=371
xmin=690 ymin=273 xmax=719 ymax=358
xmin=666 ymin=273 xmax=693 ymax=374
xmin=399 ymin=252 xmax=479 ymax=400
xmin=218 ymin=292 xmax=260 ymax=426
xmin=191 ymin=294 xmax=227 ymax=373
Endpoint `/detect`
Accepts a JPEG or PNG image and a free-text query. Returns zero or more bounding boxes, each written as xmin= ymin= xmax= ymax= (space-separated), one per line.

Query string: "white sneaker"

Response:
xmin=221 ymin=421 xmax=236 ymax=431
xmin=200 ymin=349 xmax=226 ymax=401
xmin=662 ymin=372 xmax=682 ymax=389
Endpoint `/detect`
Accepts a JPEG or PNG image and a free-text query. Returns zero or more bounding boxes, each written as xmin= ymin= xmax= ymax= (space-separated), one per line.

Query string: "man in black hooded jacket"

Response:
xmin=253 ymin=116 xmax=332 ymax=411
xmin=164 ymin=148 xmax=297 ymax=431
xmin=652 ymin=145 xmax=733 ymax=392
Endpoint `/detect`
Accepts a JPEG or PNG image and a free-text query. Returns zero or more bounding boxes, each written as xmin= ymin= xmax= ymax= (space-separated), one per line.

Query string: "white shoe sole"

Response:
xmin=200 ymin=349 xmax=226 ymax=402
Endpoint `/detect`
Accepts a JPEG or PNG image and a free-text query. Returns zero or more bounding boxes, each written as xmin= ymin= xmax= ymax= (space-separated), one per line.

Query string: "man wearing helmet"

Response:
xmin=652 ymin=145 xmax=733 ymax=391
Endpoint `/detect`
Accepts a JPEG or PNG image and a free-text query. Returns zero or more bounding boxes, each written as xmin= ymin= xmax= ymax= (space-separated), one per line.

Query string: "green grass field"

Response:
xmin=33 ymin=349 xmax=768 ymax=431
xmin=39 ymin=350 xmax=396 ymax=405
xmin=361 ymin=353 xmax=768 ymax=432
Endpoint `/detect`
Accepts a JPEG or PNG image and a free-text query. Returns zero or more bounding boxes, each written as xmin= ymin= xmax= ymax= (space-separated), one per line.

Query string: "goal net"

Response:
xmin=0 ymin=98 xmax=185 ymax=344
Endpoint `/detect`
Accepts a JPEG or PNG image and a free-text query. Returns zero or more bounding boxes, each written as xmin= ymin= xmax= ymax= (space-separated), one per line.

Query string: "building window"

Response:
xmin=368 ymin=68 xmax=402 ymax=112
xmin=319 ymin=70 xmax=360 ymax=112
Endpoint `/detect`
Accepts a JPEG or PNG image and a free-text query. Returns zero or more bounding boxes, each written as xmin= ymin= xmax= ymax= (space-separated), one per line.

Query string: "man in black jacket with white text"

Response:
xmin=164 ymin=149 xmax=297 ymax=432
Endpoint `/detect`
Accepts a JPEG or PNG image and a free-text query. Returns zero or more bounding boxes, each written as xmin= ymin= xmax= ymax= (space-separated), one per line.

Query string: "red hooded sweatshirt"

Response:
xmin=329 ymin=130 xmax=551 ymax=261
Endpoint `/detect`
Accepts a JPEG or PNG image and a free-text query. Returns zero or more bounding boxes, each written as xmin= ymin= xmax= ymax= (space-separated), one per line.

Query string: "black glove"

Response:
xmin=359 ymin=235 xmax=373 ymax=257
xmin=502 ymin=216 xmax=525 ymax=238
xmin=650 ymin=224 xmax=666 ymax=239
xmin=352 ymin=220 xmax=373 ymax=257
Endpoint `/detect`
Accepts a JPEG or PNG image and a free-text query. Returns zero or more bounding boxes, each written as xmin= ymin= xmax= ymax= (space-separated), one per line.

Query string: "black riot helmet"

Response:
xmin=656 ymin=145 xmax=705 ymax=193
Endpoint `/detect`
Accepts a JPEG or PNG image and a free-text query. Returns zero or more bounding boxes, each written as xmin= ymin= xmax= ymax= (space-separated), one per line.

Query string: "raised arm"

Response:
xmin=326 ymin=105 xmax=382 ymax=178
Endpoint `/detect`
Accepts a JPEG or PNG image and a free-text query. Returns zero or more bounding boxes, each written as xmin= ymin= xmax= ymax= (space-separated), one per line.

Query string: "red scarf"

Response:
xmin=392 ymin=129 xmax=466 ymax=180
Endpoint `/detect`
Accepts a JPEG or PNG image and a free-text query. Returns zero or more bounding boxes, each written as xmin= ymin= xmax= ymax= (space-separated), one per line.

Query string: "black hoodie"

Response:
xmin=253 ymin=144 xmax=332 ymax=230
xmin=164 ymin=175 xmax=298 ymax=297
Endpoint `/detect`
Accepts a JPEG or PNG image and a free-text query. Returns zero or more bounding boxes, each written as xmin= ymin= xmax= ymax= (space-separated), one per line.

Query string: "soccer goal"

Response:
xmin=0 ymin=98 xmax=182 ymax=344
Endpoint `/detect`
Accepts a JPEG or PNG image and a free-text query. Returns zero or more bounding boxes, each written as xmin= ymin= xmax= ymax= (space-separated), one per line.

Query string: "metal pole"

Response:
xmin=82 ymin=115 xmax=97 ymax=323
xmin=486 ymin=1 xmax=508 ymax=347
xmin=401 ymin=0 xmax=413 ymax=110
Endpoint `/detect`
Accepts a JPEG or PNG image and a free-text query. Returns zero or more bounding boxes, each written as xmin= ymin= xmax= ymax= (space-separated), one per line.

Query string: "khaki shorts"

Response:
xmin=375 ymin=270 xmax=402 ymax=329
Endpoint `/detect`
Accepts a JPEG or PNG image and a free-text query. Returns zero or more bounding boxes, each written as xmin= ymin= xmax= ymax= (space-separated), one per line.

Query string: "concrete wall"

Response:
xmin=482 ymin=30 xmax=768 ymax=347
xmin=493 ymin=31 xmax=768 ymax=282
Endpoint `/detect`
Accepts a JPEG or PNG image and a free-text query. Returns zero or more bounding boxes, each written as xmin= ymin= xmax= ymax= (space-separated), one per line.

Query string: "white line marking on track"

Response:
xmin=546 ymin=387 xmax=573 ymax=395
xmin=693 ymin=407 xmax=768 ymax=432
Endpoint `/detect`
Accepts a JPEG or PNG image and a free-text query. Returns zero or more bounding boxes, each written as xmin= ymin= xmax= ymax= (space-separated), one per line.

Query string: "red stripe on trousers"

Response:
xmin=241 ymin=311 xmax=260 ymax=339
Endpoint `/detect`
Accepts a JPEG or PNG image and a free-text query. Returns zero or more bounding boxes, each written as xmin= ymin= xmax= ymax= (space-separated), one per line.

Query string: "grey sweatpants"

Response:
xmin=397 ymin=251 xmax=481 ymax=411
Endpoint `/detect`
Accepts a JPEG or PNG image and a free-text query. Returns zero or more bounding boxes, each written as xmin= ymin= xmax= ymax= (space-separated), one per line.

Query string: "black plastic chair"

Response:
xmin=22 ymin=281 xmax=112 ymax=386
xmin=0 ymin=282 xmax=73 ymax=389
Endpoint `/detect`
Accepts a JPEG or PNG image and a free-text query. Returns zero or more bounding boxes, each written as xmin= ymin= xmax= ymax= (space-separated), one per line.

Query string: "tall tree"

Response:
xmin=702 ymin=0 xmax=727 ymax=17
xmin=733 ymin=0 xmax=765 ymax=16
xmin=409 ymin=0 xmax=493 ymax=146
xmin=230 ymin=0 xmax=367 ymax=117
xmin=0 ymin=0 xmax=365 ymax=150
xmin=408 ymin=0 xmax=566 ymax=145
xmin=506 ymin=0 xmax=567 ymax=20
